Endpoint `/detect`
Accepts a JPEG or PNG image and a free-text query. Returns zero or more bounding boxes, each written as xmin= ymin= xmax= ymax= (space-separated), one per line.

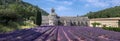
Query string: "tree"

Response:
xmin=0 ymin=9 xmax=21 ymax=24
xmin=0 ymin=0 xmax=48 ymax=33
xmin=97 ymin=23 xmax=101 ymax=27
xmin=92 ymin=22 xmax=101 ymax=27
xmin=36 ymin=10 xmax=42 ymax=26
xmin=118 ymin=20 xmax=120 ymax=27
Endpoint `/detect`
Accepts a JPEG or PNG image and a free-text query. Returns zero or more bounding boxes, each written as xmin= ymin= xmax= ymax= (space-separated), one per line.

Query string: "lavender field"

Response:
xmin=0 ymin=26 xmax=120 ymax=41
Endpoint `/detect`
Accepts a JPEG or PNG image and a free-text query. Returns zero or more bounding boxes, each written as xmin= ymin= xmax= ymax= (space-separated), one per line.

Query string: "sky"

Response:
xmin=23 ymin=0 xmax=120 ymax=16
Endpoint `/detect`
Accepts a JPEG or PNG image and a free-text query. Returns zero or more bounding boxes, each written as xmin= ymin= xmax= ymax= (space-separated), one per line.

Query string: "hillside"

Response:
xmin=84 ymin=6 xmax=120 ymax=19
xmin=0 ymin=0 xmax=49 ymax=16
xmin=0 ymin=0 xmax=48 ymax=33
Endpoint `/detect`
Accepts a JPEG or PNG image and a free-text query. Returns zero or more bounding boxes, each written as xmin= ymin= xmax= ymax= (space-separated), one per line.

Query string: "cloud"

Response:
xmin=23 ymin=0 xmax=120 ymax=16
xmin=109 ymin=0 xmax=120 ymax=6
xmin=46 ymin=0 xmax=56 ymax=2
xmin=55 ymin=6 xmax=70 ymax=11
xmin=43 ymin=6 xmax=71 ymax=13
xmin=46 ymin=0 xmax=73 ymax=6
xmin=62 ymin=1 xmax=73 ymax=5
xmin=84 ymin=0 xmax=110 ymax=8
xmin=82 ymin=0 xmax=120 ymax=8
xmin=84 ymin=4 xmax=89 ymax=7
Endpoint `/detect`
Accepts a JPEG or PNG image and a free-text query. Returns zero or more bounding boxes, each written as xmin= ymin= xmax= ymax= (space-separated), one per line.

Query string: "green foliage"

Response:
xmin=118 ymin=20 xmax=120 ymax=27
xmin=102 ymin=27 xmax=120 ymax=32
xmin=92 ymin=22 xmax=101 ymax=27
xmin=8 ymin=21 xmax=20 ymax=29
xmin=0 ymin=21 xmax=36 ymax=33
xmin=84 ymin=6 xmax=120 ymax=19
xmin=0 ymin=0 xmax=45 ymax=33
xmin=103 ymin=25 xmax=107 ymax=27
xmin=36 ymin=10 xmax=42 ymax=26
xmin=0 ymin=0 xmax=46 ymax=24
xmin=0 ymin=22 xmax=19 ymax=33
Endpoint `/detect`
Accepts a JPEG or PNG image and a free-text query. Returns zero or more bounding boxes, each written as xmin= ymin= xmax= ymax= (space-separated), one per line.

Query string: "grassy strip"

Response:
xmin=0 ymin=21 xmax=36 ymax=33
xmin=102 ymin=27 xmax=120 ymax=32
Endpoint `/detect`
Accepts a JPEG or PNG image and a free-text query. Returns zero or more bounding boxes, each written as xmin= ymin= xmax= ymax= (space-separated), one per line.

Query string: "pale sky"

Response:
xmin=23 ymin=0 xmax=120 ymax=16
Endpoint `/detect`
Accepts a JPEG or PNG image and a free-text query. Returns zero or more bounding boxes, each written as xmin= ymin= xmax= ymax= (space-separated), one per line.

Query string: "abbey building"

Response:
xmin=41 ymin=8 xmax=89 ymax=26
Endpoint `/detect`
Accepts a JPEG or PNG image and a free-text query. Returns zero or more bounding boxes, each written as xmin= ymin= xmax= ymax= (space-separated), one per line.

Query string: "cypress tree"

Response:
xmin=36 ymin=10 xmax=42 ymax=26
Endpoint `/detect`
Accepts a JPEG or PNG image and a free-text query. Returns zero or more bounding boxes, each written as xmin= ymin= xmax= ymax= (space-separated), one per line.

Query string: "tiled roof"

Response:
xmin=59 ymin=16 xmax=89 ymax=21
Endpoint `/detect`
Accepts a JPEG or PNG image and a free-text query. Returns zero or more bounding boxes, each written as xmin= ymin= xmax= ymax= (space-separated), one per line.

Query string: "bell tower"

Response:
xmin=48 ymin=8 xmax=58 ymax=26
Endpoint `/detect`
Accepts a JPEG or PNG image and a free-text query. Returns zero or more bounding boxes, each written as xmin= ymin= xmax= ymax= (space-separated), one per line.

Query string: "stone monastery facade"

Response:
xmin=41 ymin=8 xmax=89 ymax=26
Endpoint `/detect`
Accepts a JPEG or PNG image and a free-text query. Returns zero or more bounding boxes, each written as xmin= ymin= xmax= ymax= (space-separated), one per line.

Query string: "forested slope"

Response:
xmin=0 ymin=0 xmax=48 ymax=33
xmin=85 ymin=6 xmax=120 ymax=19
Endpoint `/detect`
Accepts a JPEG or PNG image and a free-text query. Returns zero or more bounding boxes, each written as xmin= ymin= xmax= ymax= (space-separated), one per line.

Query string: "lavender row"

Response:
xmin=0 ymin=26 xmax=120 ymax=41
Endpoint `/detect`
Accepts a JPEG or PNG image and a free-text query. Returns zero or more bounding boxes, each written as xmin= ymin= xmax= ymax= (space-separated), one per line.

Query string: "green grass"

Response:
xmin=102 ymin=27 xmax=120 ymax=32
xmin=0 ymin=21 xmax=36 ymax=33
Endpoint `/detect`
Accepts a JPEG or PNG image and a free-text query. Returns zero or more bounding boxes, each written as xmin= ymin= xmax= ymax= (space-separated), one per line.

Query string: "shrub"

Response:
xmin=0 ymin=24 xmax=14 ymax=33
xmin=103 ymin=25 xmax=106 ymax=27
xmin=92 ymin=22 xmax=101 ymax=27
xmin=118 ymin=20 xmax=120 ymax=27
xmin=8 ymin=21 xmax=20 ymax=29
xmin=102 ymin=27 xmax=120 ymax=32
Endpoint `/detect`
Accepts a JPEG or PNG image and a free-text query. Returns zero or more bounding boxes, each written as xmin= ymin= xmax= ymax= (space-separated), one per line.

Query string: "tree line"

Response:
xmin=84 ymin=6 xmax=120 ymax=19
xmin=0 ymin=0 xmax=48 ymax=32
xmin=0 ymin=0 xmax=48 ymax=25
